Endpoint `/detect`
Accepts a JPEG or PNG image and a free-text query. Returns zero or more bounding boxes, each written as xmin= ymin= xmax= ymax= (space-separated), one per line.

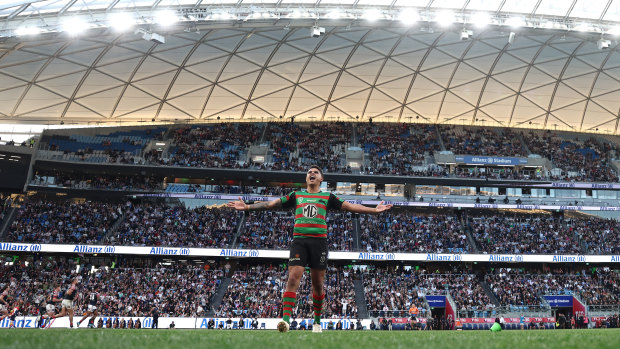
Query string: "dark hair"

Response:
xmin=308 ymin=165 xmax=323 ymax=177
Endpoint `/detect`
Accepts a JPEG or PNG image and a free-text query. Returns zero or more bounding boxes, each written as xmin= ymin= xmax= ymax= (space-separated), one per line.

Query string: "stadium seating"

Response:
xmin=47 ymin=128 xmax=166 ymax=164
xmin=1 ymin=259 xmax=222 ymax=317
xmin=469 ymin=214 xmax=620 ymax=255
xmin=7 ymin=200 xmax=122 ymax=244
xmin=158 ymin=124 xmax=260 ymax=168
xmin=469 ymin=214 xmax=582 ymax=254
xmin=7 ymin=197 xmax=620 ymax=258
xmin=40 ymin=123 xmax=620 ymax=182
xmin=217 ymin=264 xmax=357 ymax=319
xmin=359 ymin=123 xmax=439 ymax=176
xmin=486 ymin=268 xmax=619 ymax=307
xmin=258 ymin=122 xmax=352 ymax=173
xmin=359 ymin=213 xmax=469 ymax=253
xmin=106 ymin=203 xmax=239 ymax=247
xmin=523 ymin=130 xmax=619 ymax=182
xmin=363 ymin=266 xmax=494 ymax=316
xmin=439 ymin=126 xmax=527 ymax=157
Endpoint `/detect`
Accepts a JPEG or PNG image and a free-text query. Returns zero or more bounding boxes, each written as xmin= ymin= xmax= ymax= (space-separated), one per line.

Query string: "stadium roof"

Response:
xmin=2 ymin=1 xmax=620 ymax=22
xmin=0 ymin=1 xmax=620 ymax=134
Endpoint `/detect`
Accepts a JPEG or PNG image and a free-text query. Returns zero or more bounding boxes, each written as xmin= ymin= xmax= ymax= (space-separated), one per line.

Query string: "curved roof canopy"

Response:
xmin=2 ymin=1 xmax=620 ymax=22
xmin=0 ymin=1 xmax=619 ymax=134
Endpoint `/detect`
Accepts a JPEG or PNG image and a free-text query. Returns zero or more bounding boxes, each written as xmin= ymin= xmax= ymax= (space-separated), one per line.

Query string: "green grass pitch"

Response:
xmin=2 ymin=329 xmax=619 ymax=349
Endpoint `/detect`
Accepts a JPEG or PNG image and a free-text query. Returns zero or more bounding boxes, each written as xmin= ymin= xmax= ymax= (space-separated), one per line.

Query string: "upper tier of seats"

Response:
xmin=39 ymin=123 xmax=620 ymax=183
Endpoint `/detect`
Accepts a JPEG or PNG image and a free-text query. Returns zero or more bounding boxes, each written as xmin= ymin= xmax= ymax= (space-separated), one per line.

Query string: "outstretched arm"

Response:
xmin=226 ymin=197 xmax=283 ymax=211
xmin=341 ymin=200 xmax=392 ymax=214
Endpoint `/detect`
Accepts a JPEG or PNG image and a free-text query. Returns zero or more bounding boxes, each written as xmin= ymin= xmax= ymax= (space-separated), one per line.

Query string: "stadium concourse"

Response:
xmin=1 ymin=0 xmax=620 ymax=339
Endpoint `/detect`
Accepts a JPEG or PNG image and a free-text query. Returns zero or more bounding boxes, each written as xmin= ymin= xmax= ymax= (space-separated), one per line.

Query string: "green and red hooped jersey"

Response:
xmin=280 ymin=191 xmax=344 ymax=238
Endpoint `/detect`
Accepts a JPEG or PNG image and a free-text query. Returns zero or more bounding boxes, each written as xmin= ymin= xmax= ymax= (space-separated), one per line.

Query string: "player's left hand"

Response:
xmin=375 ymin=201 xmax=393 ymax=212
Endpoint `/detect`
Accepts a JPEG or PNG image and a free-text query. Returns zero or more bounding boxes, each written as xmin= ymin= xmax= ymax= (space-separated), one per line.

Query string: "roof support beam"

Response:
xmin=58 ymin=0 xmax=77 ymax=16
xmin=107 ymin=0 xmax=120 ymax=12
xmin=7 ymin=3 xmax=29 ymax=20
xmin=579 ymin=47 xmax=616 ymax=132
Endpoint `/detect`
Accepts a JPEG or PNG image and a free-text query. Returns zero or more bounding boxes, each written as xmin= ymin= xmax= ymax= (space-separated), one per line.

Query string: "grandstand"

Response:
xmin=0 ymin=3 xmax=619 ymax=346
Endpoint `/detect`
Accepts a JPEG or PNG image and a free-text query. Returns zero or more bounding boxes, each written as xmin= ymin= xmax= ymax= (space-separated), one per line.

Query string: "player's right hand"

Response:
xmin=226 ymin=197 xmax=247 ymax=211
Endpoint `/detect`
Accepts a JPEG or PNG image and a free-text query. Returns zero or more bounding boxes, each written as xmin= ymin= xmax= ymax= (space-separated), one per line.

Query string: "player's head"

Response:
xmin=306 ymin=165 xmax=323 ymax=186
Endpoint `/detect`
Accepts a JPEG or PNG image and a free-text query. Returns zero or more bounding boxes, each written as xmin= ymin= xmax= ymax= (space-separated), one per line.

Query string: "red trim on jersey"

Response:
xmin=295 ymin=214 xmax=326 ymax=220
xmin=294 ymin=224 xmax=328 ymax=229
xmin=296 ymin=202 xmax=327 ymax=210
xmin=293 ymin=233 xmax=328 ymax=238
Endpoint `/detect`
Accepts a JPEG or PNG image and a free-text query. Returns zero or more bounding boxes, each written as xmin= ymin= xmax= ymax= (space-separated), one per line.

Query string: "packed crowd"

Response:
xmin=485 ymin=269 xmax=547 ymax=307
xmin=363 ymin=266 xmax=427 ymax=317
xmin=359 ymin=212 xmax=469 ymax=253
xmin=258 ymin=122 xmax=352 ymax=173
xmin=7 ymin=200 xmax=122 ymax=244
xmin=41 ymin=123 xmax=620 ymax=181
xmin=2 ymin=257 xmax=619 ymax=323
xmin=106 ymin=203 xmax=239 ymax=247
xmin=440 ymin=126 xmax=527 ymax=157
xmin=569 ymin=218 xmax=620 ymax=255
xmin=524 ymin=131 xmax=619 ymax=182
xmin=469 ymin=214 xmax=583 ymax=254
xmin=358 ymin=124 xmax=440 ymax=176
xmin=0 ymin=258 xmax=223 ymax=317
xmin=486 ymin=268 xmax=620 ymax=306
xmin=218 ymin=264 xmax=357 ymax=319
xmin=158 ymin=124 xmax=260 ymax=168
xmin=237 ymin=211 xmax=293 ymax=250
xmin=363 ymin=266 xmax=493 ymax=314
xmin=258 ymin=122 xmax=304 ymax=171
xmin=238 ymin=211 xmax=353 ymax=251
xmin=31 ymin=172 xmax=164 ymax=191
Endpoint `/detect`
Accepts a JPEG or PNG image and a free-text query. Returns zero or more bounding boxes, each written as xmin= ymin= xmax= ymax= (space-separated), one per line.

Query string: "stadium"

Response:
xmin=0 ymin=0 xmax=619 ymax=348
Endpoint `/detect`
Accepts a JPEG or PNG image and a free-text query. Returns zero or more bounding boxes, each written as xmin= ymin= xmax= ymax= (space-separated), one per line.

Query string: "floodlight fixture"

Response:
xmin=363 ymin=8 xmax=381 ymax=21
xmin=311 ymin=26 xmax=326 ymax=37
xmin=155 ymin=10 xmax=178 ymax=27
xmin=61 ymin=17 xmax=88 ymax=36
xmin=399 ymin=8 xmax=419 ymax=25
xmin=460 ymin=29 xmax=473 ymax=40
xmin=135 ymin=28 xmax=165 ymax=44
xmin=108 ymin=12 xmax=135 ymax=32
xmin=598 ymin=38 xmax=611 ymax=50
xmin=471 ymin=12 xmax=491 ymax=28
xmin=508 ymin=32 xmax=515 ymax=44
xmin=435 ymin=10 xmax=455 ymax=27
